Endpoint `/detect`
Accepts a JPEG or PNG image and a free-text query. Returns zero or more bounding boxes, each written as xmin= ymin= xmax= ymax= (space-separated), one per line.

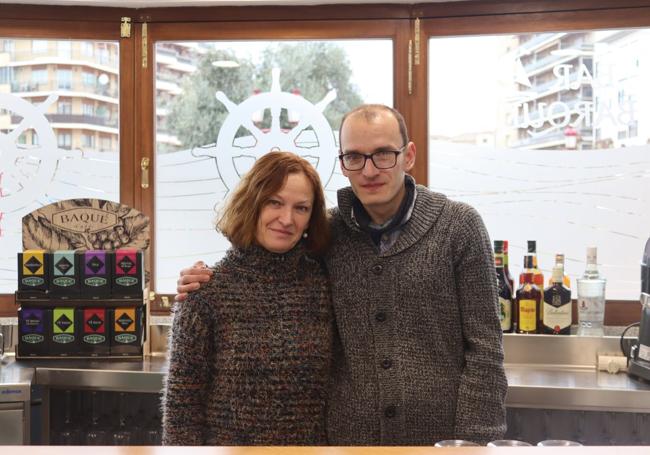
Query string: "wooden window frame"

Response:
xmin=1 ymin=0 xmax=648 ymax=320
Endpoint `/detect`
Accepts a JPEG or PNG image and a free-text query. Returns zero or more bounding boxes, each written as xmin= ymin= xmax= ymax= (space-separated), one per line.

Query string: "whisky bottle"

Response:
xmin=516 ymin=261 xmax=541 ymax=334
xmin=494 ymin=240 xmax=514 ymax=333
xmin=527 ymin=240 xmax=545 ymax=323
xmin=543 ymin=263 xmax=572 ymax=335
xmin=503 ymin=240 xmax=515 ymax=293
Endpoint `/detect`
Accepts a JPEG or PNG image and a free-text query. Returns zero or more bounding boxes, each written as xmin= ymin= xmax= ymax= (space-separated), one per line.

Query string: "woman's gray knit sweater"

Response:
xmin=162 ymin=244 xmax=333 ymax=446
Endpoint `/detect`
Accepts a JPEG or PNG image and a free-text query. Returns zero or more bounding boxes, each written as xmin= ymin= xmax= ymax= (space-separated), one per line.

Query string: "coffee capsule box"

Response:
xmin=80 ymin=250 xmax=112 ymax=298
xmin=110 ymin=307 xmax=143 ymax=356
xmin=49 ymin=250 xmax=79 ymax=298
xmin=18 ymin=250 xmax=49 ymax=296
xmin=77 ymin=308 xmax=110 ymax=356
xmin=18 ymin=307 xmax=51 ymax=357
xmin=51 ymin=307 xmax=78 ymax=356
xmin=112 ymin=249 xmax=144 ymax=299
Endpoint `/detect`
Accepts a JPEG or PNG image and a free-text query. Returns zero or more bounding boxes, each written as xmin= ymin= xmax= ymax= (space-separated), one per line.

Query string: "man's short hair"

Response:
xmin=339 ymin=104 xmax=410 ymax=150
xmin=217 ymin=151 xmax=330 ymax=255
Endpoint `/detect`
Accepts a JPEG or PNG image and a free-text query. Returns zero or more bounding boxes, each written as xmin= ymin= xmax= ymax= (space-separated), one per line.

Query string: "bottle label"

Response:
xmin=543 ymin=302 xmax=571 ymax=332
xmin=519 ymin=299 xmax=537 ymax=332
xmin=499 ymin=296 xmax=512 ymax=331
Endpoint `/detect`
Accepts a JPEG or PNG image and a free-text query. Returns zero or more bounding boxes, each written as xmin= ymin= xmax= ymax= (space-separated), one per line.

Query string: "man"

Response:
xmin=176 ymin=104 xmax=507 ymax=445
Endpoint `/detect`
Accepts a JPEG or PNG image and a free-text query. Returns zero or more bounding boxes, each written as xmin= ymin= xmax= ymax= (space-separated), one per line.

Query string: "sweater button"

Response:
xmin=375 ymin=311 xmax=386 ymax=322
xmin=384 ymin=405 xmax=396 ymax=418
xmin=372 ymin=264 xmax=383 ymax=275
xmin=381 ymin=359 xmax=392 ymax=369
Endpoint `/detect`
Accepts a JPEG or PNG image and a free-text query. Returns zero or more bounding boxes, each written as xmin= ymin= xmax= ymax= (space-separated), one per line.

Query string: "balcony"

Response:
xmin=11 ymin=114 xmax=117 ymax=128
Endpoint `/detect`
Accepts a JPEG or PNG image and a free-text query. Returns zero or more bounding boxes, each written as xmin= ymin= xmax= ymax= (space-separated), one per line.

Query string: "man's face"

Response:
xmin=339 ymin=111 xmax=416 ymax=223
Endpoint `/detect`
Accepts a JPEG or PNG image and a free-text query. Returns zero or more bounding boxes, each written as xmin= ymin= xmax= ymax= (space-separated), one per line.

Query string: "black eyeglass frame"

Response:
xmin=338 ymin=144 xmax=407 ymax=171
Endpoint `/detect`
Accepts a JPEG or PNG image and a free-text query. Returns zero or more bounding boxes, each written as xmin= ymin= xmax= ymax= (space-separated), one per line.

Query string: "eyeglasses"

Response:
xmin=338 ymin=145 xmax=406 ymax=171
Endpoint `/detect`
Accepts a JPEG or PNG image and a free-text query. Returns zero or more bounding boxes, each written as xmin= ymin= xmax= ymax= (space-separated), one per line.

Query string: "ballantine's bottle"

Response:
xmin=516 ymin=255 xmax=541 ymax=334
xmin=543 ymin=262 xmax=572 ymax=335
xmin=576 ymin=246 xmax=606 ymax=336
xmin=494 ymin=241 xmax=514 ymax=333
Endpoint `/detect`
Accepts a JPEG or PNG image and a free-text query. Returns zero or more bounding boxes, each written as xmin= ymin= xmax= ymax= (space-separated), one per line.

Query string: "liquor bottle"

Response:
xmin=503 ymin=240 xmax=515 ymax=293
xmin=548 ymin=253 xmax=571 ymax=288
xmin=543 ymin=263 xmax=572 ymax=335
xmin=516 ymin=256 xmax=541 ymax=334
xmin=576 ymin=247 xmax=606 ymax=336
xmin=527 ymin=240 xmax=545 ymax=323
xmin=494 ymin=240 xmax=514 ymax=333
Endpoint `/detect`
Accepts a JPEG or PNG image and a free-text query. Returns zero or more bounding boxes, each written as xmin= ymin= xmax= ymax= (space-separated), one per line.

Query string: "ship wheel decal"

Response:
xmin=196 ymin=68 xmax=338 ymax=192
xmin=0 ymin=93 xmax=67 ymax=214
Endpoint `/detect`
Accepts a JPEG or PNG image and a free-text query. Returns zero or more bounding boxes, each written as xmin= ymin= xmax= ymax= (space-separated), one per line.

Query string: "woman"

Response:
xmin=162 ymin=152 xmax=332 ymax=445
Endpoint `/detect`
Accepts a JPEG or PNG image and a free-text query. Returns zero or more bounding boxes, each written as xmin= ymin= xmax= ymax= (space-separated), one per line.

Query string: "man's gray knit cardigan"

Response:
xmin=325 ymin=184 xmax=508 ymax=445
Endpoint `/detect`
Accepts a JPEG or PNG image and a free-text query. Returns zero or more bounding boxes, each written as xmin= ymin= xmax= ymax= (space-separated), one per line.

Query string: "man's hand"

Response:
xmin=175 ymin=260 xmax=213 ymax=302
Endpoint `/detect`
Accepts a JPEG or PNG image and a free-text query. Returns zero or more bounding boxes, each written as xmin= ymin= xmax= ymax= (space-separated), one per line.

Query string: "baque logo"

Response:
xmin=22 ymin=276 xmax=44 ymax=286
xmin=52 ymin=208 xmax=118 ymax=234
xmin=84 ymin=334 xmax=105 ymax=344
xmin=22 ymin=334 xmax=44 ymax=344
xmin=54 ymin=277 xmax=75 ymax=287
xmin=53 ymin=333 xmax=74 ymax=344
xmin=115 ymin=333 xmax=137 ymax=344
xmin=116 ymin=276 xmax=137 ymax=286
xmin=85 ymin=277 xmax=107 ymax=287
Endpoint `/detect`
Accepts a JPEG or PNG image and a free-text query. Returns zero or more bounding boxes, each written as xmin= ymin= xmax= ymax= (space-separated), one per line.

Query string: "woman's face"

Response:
xmin=256 ymin=172 xmax=314 ymax=254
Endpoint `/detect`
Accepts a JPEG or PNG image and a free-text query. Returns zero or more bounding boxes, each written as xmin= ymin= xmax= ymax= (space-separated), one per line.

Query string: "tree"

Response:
xmin=166 ymin=49 xmax=255 ymax=150
xmin=254 ymin=42 xmax=363 ymax=131
xmin=166 ymin=43 xmax=363 ymax=149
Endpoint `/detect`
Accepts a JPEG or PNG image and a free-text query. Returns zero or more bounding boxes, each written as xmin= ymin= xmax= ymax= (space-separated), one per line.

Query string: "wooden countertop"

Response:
xmin=1 ymin=447 xmax=648 ymax=454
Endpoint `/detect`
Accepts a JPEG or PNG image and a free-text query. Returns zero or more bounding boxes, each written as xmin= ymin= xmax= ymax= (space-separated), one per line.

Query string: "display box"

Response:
xmin=112 ymin=249 xmax=144 ymax=299
xmin=49 ymin=250 xmax=80 ymax=298
xmin=18 ymin=250 xmax=49 ymax=297
xmin=78 ymin=308 xmax=110 ymax=356
xmin=51 ymin=307 xmax=78 ymax=356
xmin=80 ymin=250 xmax=112 ymax=299
xmin=18 ymin=307 xmax=51 ymax=357
xmin=110 ymin=306 xmax=143 ymax=356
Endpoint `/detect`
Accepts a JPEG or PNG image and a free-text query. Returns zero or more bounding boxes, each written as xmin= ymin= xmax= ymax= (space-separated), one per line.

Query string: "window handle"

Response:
xmin=141 ymin=157 xmax=150 ymax=189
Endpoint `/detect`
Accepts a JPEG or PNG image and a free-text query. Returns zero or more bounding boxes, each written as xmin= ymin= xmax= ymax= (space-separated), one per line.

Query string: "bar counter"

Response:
xmin=3 ymin=332 xmax=650 ymax=412
xmin=0 ymin=445 xmax=648 ymax=454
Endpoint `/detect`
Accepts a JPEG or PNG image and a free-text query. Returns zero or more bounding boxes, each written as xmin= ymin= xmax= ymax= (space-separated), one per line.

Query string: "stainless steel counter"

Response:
xmin=0 ymin=355 xmax=33 ymax=403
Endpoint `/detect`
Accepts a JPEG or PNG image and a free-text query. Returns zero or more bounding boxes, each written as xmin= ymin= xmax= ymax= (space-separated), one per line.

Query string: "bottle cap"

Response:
xmin=494 ymin=240 xmax=504 ymax=253
xmin=527 ymin=240 xmax=536 ymax=254
xmin=586 ymin=246 xmax=597 ymax=264
xmin=555 ymin=253 xmax=565 ymax=265
xmin=503 ymin=240 xmax=509 ymax=253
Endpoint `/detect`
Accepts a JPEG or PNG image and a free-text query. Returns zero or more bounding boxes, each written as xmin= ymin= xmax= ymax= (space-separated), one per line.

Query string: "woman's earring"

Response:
xmin=302 ymin=231 xmax=308 ymax=238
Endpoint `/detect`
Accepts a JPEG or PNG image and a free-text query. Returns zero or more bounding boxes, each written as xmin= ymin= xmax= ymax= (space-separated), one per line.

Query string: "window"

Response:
xmin=153 ymin=36 xmax=394 ymax=293
xmin=32 ymin=39 xmax=48 ymax=53
xmin=0 ymin=36 xmax=121 ymax=298
xmin=427 ymin=28 xmax=650 ymax=300
xmin=0 ymin=66 xmax=13 ymax=84
xmin=57 ymin=100 xmax=72 ymax=114
xmin=57 ymin=40 xmax=71 ymax=59
xmin=82 ymin=133 xmax=95 ymax=148
xmin=82 ymin=71 xmax=96 ymax=86
xmin=31 ymin=68 xmax=47 ymax=85
xmin=57 ymin=69 xmax=72 ymax=89
xmin=57 ymin=132 xmax=72 ymax=149
xmin=82 ymin=102 xmax=94 ymax=116
xmin=81 ymin=42 xmax=94 ymax=56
